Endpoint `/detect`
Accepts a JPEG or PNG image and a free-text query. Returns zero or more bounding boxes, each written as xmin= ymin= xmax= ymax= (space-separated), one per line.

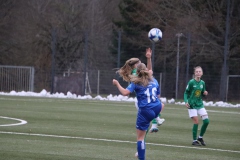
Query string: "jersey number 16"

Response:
xmin=144 ymin=87 xmax=157 ymax=103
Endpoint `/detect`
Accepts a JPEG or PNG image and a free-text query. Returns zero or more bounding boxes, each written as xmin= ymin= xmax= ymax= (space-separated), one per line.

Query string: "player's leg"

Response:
xmin=135 ymin=117 xmax=149 ymax=159
xmin=136 ymin=129 xmax=146 ymax=160
xmin=156 ymin=113 xmax=165 ymax=125
xmin=135 ymin=106 xmax=149 ymax=160
xmin=149 ymin=119 xmax=158 ymax=133
xmin=149 ymin=115 xmax=164 ymax=132
xmin=156 ymin=103 xmax=165 ymax=125
xmin=197 ymin=108 xmax=209 ymax=146
xmin=136 ymin=105 xmax=161 ymax=159
xmin=149 ymin=103 xmax=165 ymax=132
xmin=191 ymin=119 xmax=201 ymax=146
xmin=188 ymin=109 xmax=201 ymax=146
xmin=135 ymin=99 xmax=152 ymax=137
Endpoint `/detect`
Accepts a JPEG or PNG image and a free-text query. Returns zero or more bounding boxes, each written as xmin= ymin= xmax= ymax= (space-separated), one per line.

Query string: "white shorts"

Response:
xmin=188 ymin=108 xmax=208 ymax=118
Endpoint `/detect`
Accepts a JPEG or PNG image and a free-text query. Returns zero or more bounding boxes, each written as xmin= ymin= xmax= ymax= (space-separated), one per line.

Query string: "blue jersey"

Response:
xmin=126 ymin=78 xmax=161 ymax=108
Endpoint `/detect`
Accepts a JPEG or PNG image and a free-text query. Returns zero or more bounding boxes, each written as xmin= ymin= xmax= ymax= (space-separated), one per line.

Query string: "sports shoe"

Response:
xmin=157 ymin=118 xmax=165 ymax=126
xmin=197 ymin=137 xmax=206 ymax=146
xmin=192 ymin=141 xmax=201 ymax=146
xmin=150 ymin=128 xmax=159 ymax=133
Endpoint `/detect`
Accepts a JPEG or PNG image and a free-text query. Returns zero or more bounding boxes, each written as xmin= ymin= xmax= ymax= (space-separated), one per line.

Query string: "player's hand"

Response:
xmin=112 ymin=79 xmax=119 ymax=86
xmin=203 ymin=91 xmax=208 ymax=96
xmin=145 ymin=48 xmax=152 ymax=59
xmin=148 ymin=69 xmax=153 ymax=76
xmin=185 ymin=103 xmax=190 ymax=109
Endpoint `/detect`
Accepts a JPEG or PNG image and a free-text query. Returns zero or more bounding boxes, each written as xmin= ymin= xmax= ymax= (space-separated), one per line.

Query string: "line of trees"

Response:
xmin=0 ymin=0 xmax=239 ymax=101
xmin=112 ymin=0 xmax=240 ymax=100
xmin=0 ymin=0 xmax=121 ymax=90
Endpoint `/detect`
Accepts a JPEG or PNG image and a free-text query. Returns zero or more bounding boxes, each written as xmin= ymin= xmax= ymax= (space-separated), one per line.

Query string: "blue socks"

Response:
xmin=137 ymin=140 xmax=145 ymax=160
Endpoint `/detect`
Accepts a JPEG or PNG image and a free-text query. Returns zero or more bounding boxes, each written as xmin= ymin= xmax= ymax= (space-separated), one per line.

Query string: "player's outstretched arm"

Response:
xmin=113 ymin=79 xmax=130 ymax=96
xmin=146 ymin=48 xmax=152 ymax=71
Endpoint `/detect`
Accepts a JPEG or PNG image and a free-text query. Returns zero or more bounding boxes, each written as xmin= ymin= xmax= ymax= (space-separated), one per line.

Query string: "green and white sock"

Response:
xmin=151 ymin=123 xmax=158 ymax=129
xmin=192 ymin=124 xmax=198 ymax=140
xmin=152 ymin=118 xmax=157 ymax=124
xmin=200 ymin=119 xmax=209 ymax=137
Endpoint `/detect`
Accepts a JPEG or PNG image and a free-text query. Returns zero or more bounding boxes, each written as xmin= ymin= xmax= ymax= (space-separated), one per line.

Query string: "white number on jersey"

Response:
xmin=144 ymin=87 xmax=157 ymax=103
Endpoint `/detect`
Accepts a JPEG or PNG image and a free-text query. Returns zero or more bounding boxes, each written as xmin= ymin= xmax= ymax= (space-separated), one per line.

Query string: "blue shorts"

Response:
xmin=136 ymin=104 xmax=162 ymax=131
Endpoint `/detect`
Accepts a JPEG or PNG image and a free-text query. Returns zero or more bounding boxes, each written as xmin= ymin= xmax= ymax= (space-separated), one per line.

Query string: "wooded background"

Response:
xmin=0 ymin=0 xmax=239 ymax=102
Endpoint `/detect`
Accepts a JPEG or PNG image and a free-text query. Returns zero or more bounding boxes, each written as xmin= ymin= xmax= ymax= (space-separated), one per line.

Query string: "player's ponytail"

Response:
xmin=116 ymin=58 xmax=140 ymax=82
xmin=130 ymin=63 xmax=153 ymax=86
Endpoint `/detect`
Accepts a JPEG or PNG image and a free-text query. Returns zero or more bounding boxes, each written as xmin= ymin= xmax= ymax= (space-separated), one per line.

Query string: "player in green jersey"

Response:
xmin=117 ymin=48 xmax=165 ymax=133
xmin=184 ymin=66 xmax=209 ymax=146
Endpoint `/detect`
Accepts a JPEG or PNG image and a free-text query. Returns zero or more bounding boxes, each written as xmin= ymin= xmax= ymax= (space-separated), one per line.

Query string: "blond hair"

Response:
xmin=194 ymin=66 xmax=202 ymax=71
xmin=194 ymin=66 xmax=203 ymax=73
xmin=117 ymin=58 xmax=140 ymax=82
xmin=129 ymin=63 xmax=153 ymax=86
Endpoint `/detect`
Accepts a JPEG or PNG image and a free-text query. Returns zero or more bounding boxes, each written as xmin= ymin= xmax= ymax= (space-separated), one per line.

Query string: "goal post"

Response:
xmin=84 ymin=72 xmax=92 ymax=95
xmin=0 ymin=65 xmax=34 ymax=92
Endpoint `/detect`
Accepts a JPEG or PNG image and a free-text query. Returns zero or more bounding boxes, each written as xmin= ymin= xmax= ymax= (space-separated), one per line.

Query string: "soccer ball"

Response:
xmin=148 ymin=28 xmax=162 ymax=42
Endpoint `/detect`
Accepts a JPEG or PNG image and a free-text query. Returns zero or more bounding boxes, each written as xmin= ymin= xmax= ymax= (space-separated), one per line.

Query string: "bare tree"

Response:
xmin=113 ymin=0 xmax=239 ymax=100
xmin=0 ymin=0 xmax=17 ymax=64
xmin=0 ymin=0 xmax=122 ymax=91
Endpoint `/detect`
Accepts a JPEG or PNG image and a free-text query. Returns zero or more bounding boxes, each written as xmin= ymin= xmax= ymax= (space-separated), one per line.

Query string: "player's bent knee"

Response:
xmin=203 ymin=118 xmax=209 ymax=124
xmin=161 ymin=103 xmax=164 ymax=110
xmin=201 ymin=115 xmax=208 ymax=120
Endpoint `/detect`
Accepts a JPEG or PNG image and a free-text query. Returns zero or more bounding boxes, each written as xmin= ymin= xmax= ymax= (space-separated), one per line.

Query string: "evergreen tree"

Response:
xmin=112 ymin=0 xmax=155 ymax=68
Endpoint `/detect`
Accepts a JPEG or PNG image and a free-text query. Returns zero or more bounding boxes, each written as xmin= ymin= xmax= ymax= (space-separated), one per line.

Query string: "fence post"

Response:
xmin=159 ymin=73 xmax=162 ymax=97
xmin=83 ymin=31 xmax=89 ymax=95
xmin=51 ymin=28 xmax=56 ymax=94
xmin=97 ymin=70 xmax=100 ymax=95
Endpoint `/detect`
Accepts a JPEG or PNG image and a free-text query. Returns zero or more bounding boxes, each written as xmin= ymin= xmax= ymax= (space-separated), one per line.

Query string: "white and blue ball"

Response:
xmin=148 ymin=28 xmax=162 ymax=42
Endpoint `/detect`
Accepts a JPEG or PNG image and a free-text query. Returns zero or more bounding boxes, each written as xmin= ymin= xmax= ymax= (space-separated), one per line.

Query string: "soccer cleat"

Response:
xmin=192 ymin=141 xmax=201 ymax=146
xmin=157 ymin=118 xmax=165 ymax=126
xmin=197 ymin=137 xmax=206 ymax=146
xmin=150 ymin=128 xmax=159 ymax=133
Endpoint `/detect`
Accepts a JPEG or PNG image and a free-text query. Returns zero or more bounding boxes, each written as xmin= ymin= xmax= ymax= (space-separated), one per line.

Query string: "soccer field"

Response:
xmin=0 ymin=95 xmax=239 ymax=160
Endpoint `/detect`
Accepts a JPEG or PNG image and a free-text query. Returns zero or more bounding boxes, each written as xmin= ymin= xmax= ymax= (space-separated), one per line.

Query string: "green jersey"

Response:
xmin=184 ymin=79 xmax=206 ymax=109
xmin=131 ymin=69 xmax=137 ymax=95
xmin=132 ymin=68 xmax=137 ymax=75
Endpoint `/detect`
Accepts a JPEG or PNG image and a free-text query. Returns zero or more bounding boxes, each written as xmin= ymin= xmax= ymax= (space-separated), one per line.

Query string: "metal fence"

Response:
xmin=0 ymin=65 xmax=239 ymax=102
xmin=52 ymin=69 xmax=240 ymax=102
xmin=0 ymin=65 xmax=34 ymax=92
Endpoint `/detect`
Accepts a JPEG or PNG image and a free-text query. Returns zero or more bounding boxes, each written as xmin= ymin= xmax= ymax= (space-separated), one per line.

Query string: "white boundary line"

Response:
xmin=207 ymin=110 xmax=240 ymax=114
xmin=0 ymin=131 xmax=239 ymax=154
xmin=0 ymin=116 xmax=27 ymax=126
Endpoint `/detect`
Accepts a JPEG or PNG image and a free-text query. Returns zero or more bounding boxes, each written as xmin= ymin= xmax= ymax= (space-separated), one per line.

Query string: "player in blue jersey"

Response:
xmin=113 ymin=63 xmax=162 ymax=160
xmin=117 ymin=48 xmax=165 ymax=133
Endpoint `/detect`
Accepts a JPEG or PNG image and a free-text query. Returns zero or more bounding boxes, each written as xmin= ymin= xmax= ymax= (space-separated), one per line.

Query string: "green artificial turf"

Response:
xmin=0 ymin=95 xmax=239 ymax=160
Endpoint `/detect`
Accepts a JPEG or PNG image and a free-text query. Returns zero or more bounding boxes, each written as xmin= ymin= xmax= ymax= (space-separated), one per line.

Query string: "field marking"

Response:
xmin=207 ymin=110 xmax=240 ymax=114
xmin=0 ymin=131 xmax=239 ymax=154
xmin=165 ymin=107 xmax=240 ymax=115
xmin=0 ymin=116 xmax=27 ymax=127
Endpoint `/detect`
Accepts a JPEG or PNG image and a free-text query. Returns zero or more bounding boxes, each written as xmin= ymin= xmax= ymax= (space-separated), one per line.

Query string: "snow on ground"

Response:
xmin=0 ymin=89 xmax=239 ymax=108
